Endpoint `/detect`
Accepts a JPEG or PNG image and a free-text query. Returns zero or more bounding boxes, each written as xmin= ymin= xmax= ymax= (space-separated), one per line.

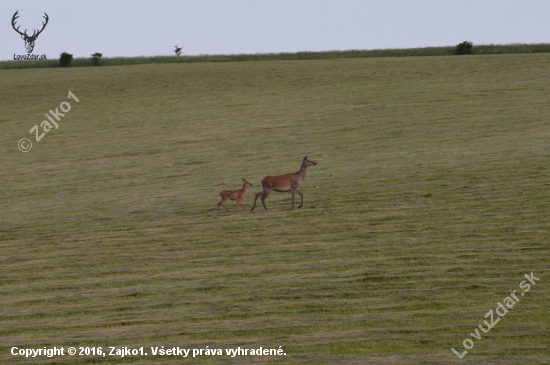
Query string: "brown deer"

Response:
xmin=218 ymin=179 xmax=253 ymax=213
xmin=251 ymin=156 xmax=317 ymax=211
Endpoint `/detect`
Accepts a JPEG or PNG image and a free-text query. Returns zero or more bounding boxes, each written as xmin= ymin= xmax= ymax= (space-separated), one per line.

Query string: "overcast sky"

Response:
xmin=1 ymin=0 xmax=549 ymax=60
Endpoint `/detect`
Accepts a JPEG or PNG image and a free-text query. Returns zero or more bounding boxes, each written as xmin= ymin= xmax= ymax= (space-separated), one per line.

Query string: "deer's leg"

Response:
xmin=291 ymin=191 xmax=295 ymax=210
xmin=233 ymin=200 xmax=239 ymax=214
xmin=251 ymin=191 xmax=263 ymax=211
xmin=218 ymin=199 xmax=229 ymax=213
xmin=260 ymin=189 xmax=271 ymax=210
xmin=295 ymin=190 xmax=304 ymax=209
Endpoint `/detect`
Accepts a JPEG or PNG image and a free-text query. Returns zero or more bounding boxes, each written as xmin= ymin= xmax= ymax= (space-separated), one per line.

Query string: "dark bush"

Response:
xmin=91 ymin=52 xmax=103 ymax=66
xmin=456 ymin=41 xmax=473 ymax=55
xmin=59 ymin=52 xmax=73 ymax=67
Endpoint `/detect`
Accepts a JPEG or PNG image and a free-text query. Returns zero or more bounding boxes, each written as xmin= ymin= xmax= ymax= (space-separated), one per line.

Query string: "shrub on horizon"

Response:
xmin=59 ymin=52 xmax=73 ymax=67
xmin=456 ymin=41 xmax=473 ymax=55
xmin=91 ymin=52 xmax=103 ymax=66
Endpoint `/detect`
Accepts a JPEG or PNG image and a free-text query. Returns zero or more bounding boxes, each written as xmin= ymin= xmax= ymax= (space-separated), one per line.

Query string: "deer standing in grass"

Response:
xmin=251 ymin=156 xmax=317 ymax=211
xmin=218 ymin=179 xmax=253 ymax=213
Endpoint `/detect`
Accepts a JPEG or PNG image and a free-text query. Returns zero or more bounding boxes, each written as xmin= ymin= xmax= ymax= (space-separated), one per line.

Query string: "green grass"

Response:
xmin=1 ymin=53 xmax=549 ymax=364
xmin=2 ymin=43 xmax=550 ymax=69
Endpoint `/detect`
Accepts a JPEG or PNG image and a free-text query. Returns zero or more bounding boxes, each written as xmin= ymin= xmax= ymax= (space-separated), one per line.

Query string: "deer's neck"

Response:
xmin=297 ymin=161 xmax=308 ymax=182
xmin=242 ymin=183 xmax=249 ymax=193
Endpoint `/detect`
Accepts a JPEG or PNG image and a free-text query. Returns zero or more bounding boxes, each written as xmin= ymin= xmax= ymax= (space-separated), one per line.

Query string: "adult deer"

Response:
xmin=11 ymin=11 xmax=49 ymax=54
xmin=251 ymin=156 xmax=317 ymax=211
xmin=218 ymin=179 xmax=253 ymax=213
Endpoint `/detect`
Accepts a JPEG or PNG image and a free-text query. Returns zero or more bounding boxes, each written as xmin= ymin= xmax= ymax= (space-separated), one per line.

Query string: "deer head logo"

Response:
xmin=12 ymin=10 xmax=49 ymax=54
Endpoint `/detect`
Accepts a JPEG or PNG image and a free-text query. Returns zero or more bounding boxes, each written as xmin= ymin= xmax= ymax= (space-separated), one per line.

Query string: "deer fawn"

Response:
xmin=218 ymin=179 xmax=253 ymax=213
xmin=251 ymin=156 xmax=317 ymax=211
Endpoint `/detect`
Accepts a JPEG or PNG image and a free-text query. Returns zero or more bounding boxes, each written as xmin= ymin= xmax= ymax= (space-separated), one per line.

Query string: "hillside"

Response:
xmin=1 ymin=54 xmax=549 ymax=364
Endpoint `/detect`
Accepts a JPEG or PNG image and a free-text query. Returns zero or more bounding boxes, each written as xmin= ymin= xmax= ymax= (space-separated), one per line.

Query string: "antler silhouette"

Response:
xmin=11 ymin=11 xmax=49 ymax=41
xmin=11 ymin=11 xmax=26 ymax=37
xmin=34 ymin=13 xmax=49 ymax=38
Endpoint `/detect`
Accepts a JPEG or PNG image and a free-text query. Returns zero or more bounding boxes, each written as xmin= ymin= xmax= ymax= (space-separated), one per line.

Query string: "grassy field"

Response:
xmin=1 ymin=53 xmax=549 ymax=364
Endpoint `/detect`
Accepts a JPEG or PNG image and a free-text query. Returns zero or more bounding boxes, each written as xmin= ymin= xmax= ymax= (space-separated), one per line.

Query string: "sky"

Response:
xmin=1 ymin=0 xmax=549 ymax=61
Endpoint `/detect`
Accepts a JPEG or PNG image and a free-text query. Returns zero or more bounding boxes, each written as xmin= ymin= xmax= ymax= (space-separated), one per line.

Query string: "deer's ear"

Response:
xmin=304 ymin=155 xmax=308 ymax=160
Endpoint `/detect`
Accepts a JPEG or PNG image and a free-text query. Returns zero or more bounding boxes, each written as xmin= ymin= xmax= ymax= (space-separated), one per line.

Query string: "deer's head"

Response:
xmin=303 ymin=156 xmax=318 ymax=167
xmin=12 ymin=11 xmax=49 ymax=54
